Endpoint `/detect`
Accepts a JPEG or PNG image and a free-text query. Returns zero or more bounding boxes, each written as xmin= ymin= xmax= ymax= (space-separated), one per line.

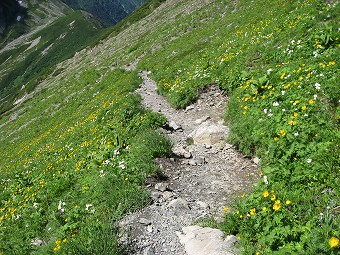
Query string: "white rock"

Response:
xmin=195 ymin=116 xmax=211 ymax=124
xmin=252 ymin=157 xmax=260 ymax=165
xmin=31 ymin=239 xmax=45 ymax=246
xmin=139 ymin=218 xmax=151 ymax=226
xmin=169 ymin=121 xmax=182 ymax=131
xmin=168 ymin=198 xmax=189 ymax=209
xmin=155 ymin=182 xmax=168 ymax=192
xmin=163 ymin=191 xmax=174 ymax=200
xmin=189 ymin=121 xmax=228 ymax=146
xmin=176 ymin=226 xmax=238 ymax=255
xmin=196 ymin=201 xmax=210 ymax=209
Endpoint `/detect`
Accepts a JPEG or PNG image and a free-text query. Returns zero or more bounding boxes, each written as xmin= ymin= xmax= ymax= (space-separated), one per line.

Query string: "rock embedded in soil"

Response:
xmin=168 ymin=198 xmax=190 ymax=210
xmin=155 ymin=182 xmax=169 ymax=192
xmin=189 ymin=120 xmax=228 ymax=145
xmin=176 ymin=226 xmax=238 ymax=255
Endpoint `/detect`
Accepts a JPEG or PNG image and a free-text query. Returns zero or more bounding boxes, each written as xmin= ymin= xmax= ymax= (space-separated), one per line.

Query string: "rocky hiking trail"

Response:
xmin=119 ymin=71 xmax=260 ymax=255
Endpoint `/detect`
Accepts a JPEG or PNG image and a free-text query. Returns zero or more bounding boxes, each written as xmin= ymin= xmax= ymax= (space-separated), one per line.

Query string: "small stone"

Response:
xmin=185 ymin=105 xmax=194 ymax=111
xmin=183 ymin=151 xmax=192 ymax=159
xmin=188 ymin=160 xmax=197 ymax=166
xmin=224 ymin=143 xmax=233 ymax=150
xmin=144 ymin=246 xmax=155 ymax=255
xmin=252 ymin=157 xmax=260 ymax=165
xmin=155 ymin=182 xmax=168 ymax=192
xmin=196 ymin=201 xmax=210 ymax=209
xmin=168 ymin=198 xmax=189 ymax=209
xmin=31 ymin=239 xmax=45 ymax=246
xmin=147 ymin=225 xmax=153 ymax=233
xmin=196 ymin=157 xmax=206 ymax=165
xmin=151 ymin=191 xmax=162 ymax=201
xmin=163 ymin=191 xmax=174 ymax=200
xmin=205 ymin=144 xmax=212 ymax=149
xmin=195 ymin=116 xmax=210 ymax=124
xmin=169 ymin=121 xmax=182 ymax=131
xmin=139 ymin=218 xmax=151 ymax=226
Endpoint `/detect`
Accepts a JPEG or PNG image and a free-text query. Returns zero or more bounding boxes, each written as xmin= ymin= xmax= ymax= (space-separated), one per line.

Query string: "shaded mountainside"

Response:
xmin=0 ymin=0 xmax=27 ymax=35
xmin=62 ymin=0 xmax=147 ymax=25
xmin=0 ymin=0 xmax=105 ymax=115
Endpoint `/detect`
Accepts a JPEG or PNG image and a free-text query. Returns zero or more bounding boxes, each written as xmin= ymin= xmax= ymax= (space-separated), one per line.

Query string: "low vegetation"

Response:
xmin=0 ymin=0 xmax=339 ymax=254
xmin=138 ymin=0 xmax=339 ymax=254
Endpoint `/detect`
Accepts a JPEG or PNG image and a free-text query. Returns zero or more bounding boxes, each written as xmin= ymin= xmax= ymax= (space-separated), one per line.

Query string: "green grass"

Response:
xmin=137 ymin=0 xmax=339 ymax=253
xmin=0 ymin=0 xmax=339 ymax=254
xmin=0 ymin=69 xmax=172 ymax=254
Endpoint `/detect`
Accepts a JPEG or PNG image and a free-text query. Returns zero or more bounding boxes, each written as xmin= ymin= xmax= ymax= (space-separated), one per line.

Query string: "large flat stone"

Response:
xmin=189 ymin=121 xmax=228 ymax=146
xmin=176 ymin=226 xmax=238 ymax=255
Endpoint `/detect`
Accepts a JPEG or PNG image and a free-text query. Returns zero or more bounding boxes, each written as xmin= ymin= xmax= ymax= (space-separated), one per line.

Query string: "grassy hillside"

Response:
xmin=0 ymin=0 xmax=339 ymax=254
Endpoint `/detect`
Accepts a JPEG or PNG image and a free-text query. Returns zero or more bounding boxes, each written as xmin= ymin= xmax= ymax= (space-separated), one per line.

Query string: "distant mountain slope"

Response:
xmin=62 ymin=0 xmax=147 ymax=25
xmin=0 ymin=0 xmax=27 ymax=35
xmin=0 ymin=0 xmax=104 ymax=115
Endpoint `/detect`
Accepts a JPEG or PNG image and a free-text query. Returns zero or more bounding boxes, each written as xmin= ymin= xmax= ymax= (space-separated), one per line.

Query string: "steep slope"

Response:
xmin=62 ymin=0 xmax=147 ymax=25
xmin=0 ymin=0 xmax=27 ymax=35
xmin=0 ymin=0 xmax=339 ymax=254
xmin=0 ymin=0 xmax=104 ymax=115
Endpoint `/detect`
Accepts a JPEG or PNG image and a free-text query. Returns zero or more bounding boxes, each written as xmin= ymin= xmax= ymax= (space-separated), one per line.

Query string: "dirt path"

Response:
xmin=119 ymin=71 xmax=259 ymax=255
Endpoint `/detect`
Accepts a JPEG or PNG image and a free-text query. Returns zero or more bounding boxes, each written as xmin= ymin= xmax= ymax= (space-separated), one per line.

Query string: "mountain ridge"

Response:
xmin=61 ymin=0 xmax=147 ymax=25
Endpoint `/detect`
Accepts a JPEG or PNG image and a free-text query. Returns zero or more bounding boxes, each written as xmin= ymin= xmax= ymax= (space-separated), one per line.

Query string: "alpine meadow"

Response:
xmin=0 ymin=0 xmax=339 ymax=254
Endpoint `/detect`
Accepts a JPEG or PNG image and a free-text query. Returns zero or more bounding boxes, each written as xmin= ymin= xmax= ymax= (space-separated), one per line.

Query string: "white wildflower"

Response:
xmin=294 ymin=132 xmax=299 ymax=137
xmin=119 ymin=161 xmax=126 ymax=170
xmin=85 ymin=204 xmax=93 ymax=211
xmin=267 ymin=68 xmax=273 ymax=74
xmin=273 ymin=102 xmax=280 ymax=106
xmin=306 ymin=159 xmax=312 ymax=164
xmin=281 ymin=90 xmax=285 ymax=95
xmin=263 ymin=175 xmax=269 ymax=185
xmin=315 ymin=83 xmax=321 ymax=90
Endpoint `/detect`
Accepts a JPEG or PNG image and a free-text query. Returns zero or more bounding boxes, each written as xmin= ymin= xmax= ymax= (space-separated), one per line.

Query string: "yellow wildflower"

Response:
xmin=302 ymin=105 xmax=307 ymax=111
xmin=279 ymin=129 xmax=286 ymax=136
xmin=273 ymin=200 xmax=281 ymax=211
xmin=271 ymin=194 xmax=276 ymax=201
xmin=263 ymin=191 xmax=269 ymax=198
xmin=274 ymin=137 xmax=279 ymax=141
xmin=309 ymin=99 xmax=314 ymax=104
xmin=286 ymin=200 xmax=291 ymax=205
xmin=329 ymin=237 xmax=339 ymax=248
xmin=250 ymin=208 xmax=256 ymax=215
xmin=262 ymin=207 xmax=267 ymax=211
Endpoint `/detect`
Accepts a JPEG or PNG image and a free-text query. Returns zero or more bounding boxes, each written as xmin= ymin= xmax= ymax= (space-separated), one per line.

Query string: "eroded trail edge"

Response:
xmin=119 ymin=71 xmax=259 ymax=255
